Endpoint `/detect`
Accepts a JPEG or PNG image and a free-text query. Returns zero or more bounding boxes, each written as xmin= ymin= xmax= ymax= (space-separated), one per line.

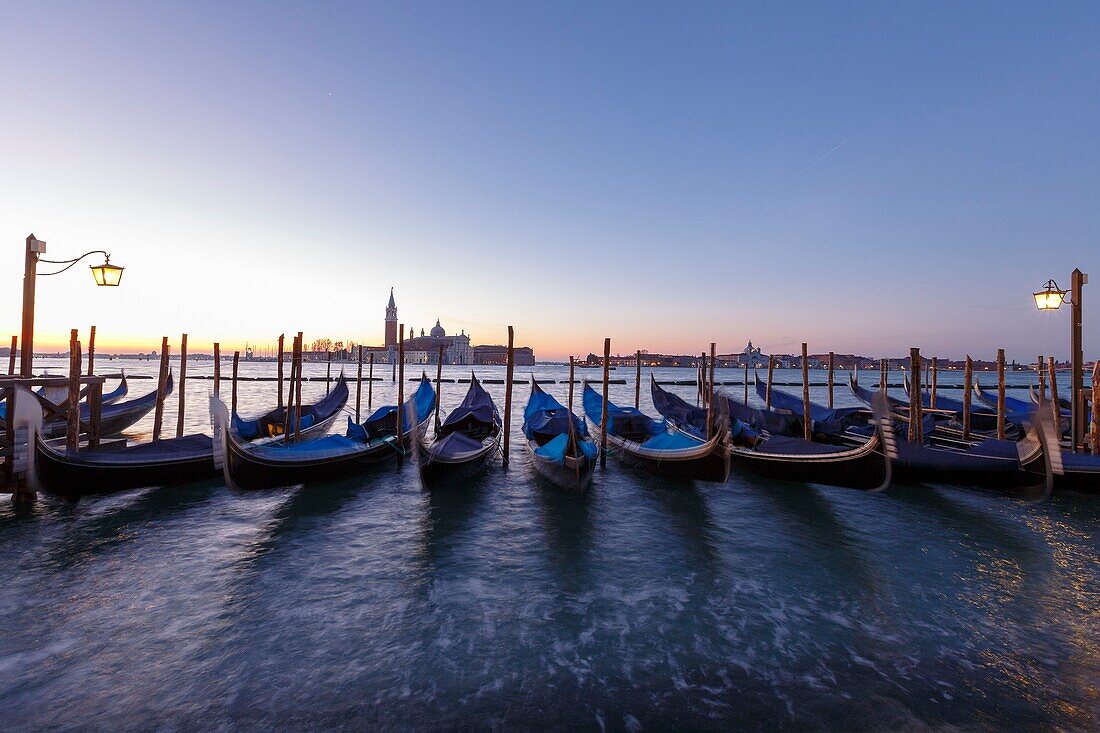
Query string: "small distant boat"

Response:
xmin=417 ymin=375 xmax=501 ymax=486
xmin=523 ymin=379 xmax=598 ymax=492
xmin=212 ymin=375 xmax=436 ymax=490
xmin=582 ymin=383 xmax=729 ymax=482
xmin=231 ymin=374 xmax=349 ymax=440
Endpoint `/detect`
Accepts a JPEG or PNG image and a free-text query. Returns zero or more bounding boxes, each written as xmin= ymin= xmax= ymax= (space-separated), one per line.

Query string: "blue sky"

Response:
xmin=1 ymin=1 xmax=1097 ymax=360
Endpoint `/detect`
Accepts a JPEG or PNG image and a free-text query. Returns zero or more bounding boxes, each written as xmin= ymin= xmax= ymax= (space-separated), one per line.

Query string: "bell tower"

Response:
xmin=385 ymin=287 xmax=398 ymax=347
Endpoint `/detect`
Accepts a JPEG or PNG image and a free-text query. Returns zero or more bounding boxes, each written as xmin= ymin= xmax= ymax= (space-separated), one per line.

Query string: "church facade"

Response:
xmin=383 ymin=290 xmax=472 ymax=364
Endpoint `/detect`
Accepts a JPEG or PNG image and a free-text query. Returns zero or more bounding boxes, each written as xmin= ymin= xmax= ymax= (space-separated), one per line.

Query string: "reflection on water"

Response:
xmin=0 ymin=359 xmax=1097 ymax=730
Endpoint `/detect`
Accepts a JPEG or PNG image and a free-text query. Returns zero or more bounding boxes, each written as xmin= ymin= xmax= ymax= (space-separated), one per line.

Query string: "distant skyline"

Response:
xmin=2 ymin=2 xmax=1097 ymax=362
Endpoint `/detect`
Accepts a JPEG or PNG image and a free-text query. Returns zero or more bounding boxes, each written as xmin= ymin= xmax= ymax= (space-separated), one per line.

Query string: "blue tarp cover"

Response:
xmin=438 ymin=377 xmax=499 ymax=438
xmin=355 ymin=376 xmax=436 ymax=439
xmin=754 ymin=436 xmax=853 ymax=455
xmin=523 ymin=386 xmax=587 ymax=441
xmin=533 ymin=432 xmax=598 ymax=463
xmin=582 ymin=384 xmax=662 ymax=439
xmin=639 ymin=429 xmax=703 ymax=451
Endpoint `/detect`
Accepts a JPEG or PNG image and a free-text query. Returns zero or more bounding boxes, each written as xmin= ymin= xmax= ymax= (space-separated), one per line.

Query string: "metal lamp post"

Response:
xmin=1033 ymin=270 xmax=1088 ymax=451
xmin=19 ymin=233 xmax=124 ymax=377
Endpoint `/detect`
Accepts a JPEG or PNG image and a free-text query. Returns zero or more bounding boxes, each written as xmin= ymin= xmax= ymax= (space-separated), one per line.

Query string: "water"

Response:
xmin=1 ymin=360 xmax=1097 ymax=730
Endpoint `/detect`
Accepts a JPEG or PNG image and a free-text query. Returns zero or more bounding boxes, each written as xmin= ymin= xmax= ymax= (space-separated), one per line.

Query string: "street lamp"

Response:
xmin=1034 ymin=269 xmax=1087 ymax=451
xmin=1033 ymin=280 xmax=1066 ymax=310
xmin=19 ymin=233 xmax=125 ymax=377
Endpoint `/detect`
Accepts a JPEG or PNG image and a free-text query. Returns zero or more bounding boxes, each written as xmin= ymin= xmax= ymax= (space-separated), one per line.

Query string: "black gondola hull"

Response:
xmin=417 ymin=440 xmax=497 ymax=487
xmin=728 ymin=437 xmax=889 ymax=491
xmin=35 ymin=435 xmax=217 ymax=499
xmin=526 ymin=439 xmax=597 ymax=492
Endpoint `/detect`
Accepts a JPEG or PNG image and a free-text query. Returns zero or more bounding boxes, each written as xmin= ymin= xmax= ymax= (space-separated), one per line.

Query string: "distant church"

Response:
xmin=384 ymin=288 xmax=471 ymax=364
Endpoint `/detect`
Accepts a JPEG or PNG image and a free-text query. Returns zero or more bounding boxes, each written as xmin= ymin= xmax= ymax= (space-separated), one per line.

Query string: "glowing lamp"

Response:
xmin=1033 ymin=280 xmax=1065 ymax=310
xmin=90 ymin=257 xmax=124 ymax=286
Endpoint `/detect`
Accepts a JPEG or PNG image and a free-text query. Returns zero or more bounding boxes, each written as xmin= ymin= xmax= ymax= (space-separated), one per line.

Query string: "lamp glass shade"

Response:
xmin=90 ymin=262 xmax=124 ymax=287
xmin=1033 ymin=287 xmax=1064 ymax=311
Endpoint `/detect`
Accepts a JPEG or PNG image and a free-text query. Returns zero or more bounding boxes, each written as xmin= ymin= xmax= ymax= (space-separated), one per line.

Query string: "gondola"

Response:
xmin=849 ymin=372 xmax=1020 ymax=441
xmin=582 ymin=383 xmax=730 ymax=482
xmin=417 ymin=375 xmax=500 ymax=486
xmin=650 ymin=377 xmax=893 ymax=491
xmin=34 ymin=432 xmax=218 ymax=499
xmin=32 ymin=378 xmax=349 ymax=499
xmin=35 ymin=372 xmax=172 ymax=440
xmin=523 ymin=379 xmax=598 ymax=492
xmin=1049 ymin=448 xmax=1100 ymax=493
xmin=36 ymin=373 xmax=128 ymax=404
xmin=231 ymin=373 xmax=349 ymax=440
xmin=900 ymin=372 xmax=1014 ymax=432
xmin=32 ymin=374 xmax=129 ymax=407
xmin=1029 ymin=383 xmax=1072 ymax=413
xmin=212 ymin=375 xmax=436 ymax=490
xmin=2 ymin=373 xmax=141 ymax=435
xmin=972 ymin=380 xmax=1037 ymax=416
xmin=833 ymin=373 xmax=1046 ymax=488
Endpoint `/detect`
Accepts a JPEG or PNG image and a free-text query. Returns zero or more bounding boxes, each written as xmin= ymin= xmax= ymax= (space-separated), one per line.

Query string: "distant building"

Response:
xmin=385 ymin=288 xmax=398 ymax=348
xmin=473 ymin=345 xmax=535 ymax=366
xmin=739 ymin=340 xmax=766 ymax=367
xmin=403 ymin=319 xmax=472 ymax=364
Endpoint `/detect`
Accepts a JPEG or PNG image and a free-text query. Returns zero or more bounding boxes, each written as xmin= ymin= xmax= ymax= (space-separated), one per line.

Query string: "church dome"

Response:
xmin=430 ymin=319 xmax=446 ymax=338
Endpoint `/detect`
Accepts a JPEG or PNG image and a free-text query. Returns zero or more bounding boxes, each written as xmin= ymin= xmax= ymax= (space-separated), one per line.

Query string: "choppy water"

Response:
xmin=1 ymin=359 xmax=1097 ymax=731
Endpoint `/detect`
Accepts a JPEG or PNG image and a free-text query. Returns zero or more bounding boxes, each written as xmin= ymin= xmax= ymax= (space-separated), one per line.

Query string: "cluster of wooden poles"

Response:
xmin=8 ymin=328 xmax=1100 ymax=460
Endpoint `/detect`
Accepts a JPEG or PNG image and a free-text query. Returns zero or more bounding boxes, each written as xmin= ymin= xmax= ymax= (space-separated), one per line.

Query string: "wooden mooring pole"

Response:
xmin=368 ymin=352 xmax=374 ymax=410
xmin=568 ymin=356 xmax=575 ymax=412
xmin=996 ymin=348 xmax=1006 ymax=441
xmin=1037 ymin=355 xmax=1046 ymax=404
xmin=7 ymin=336 xmax=15 ymax=375
xmin=282 ymin=339 xmax=297 ymax=443
xmin=1048 ymin=358 xmax=1062 ymax=437
xmin=600 ymin=337 xmax=610 ymax=468
xmin=880 ymin=358 xmax=887 ymax=394
xmin=765 ymin=355 xmax=775 ymax=409
xmin=294 ymin=333 xmax=303 ymax=442
xmin=908 ymin=348 xmax=922 ymax=443
xmin=67 ymin=330 xmax=81 ymax=452
xmin=396 ymin=325 xmax=405 ymax=464
xmin=213 ymin=343 xmax=221 ymax=396
xmin=635 ymin=350 xmax=641 ymax=409
xmin=502 ymin=327 xmax=515 ymax=467
xmin=231 ymin=350 xmax=240 ymax=417
xmin=356 ymin=345 xmax=363 ymax=423
xmin=743 ymin=361 xmax=749 ymax=404
xmin=1091 ymin=361 xmax=1100 ymax=454
xmin=434 ymin=345 xmax=444 ymax=434
xmin=152 ymin=336 xmax=170 ymax=441
xmin=930 ymin=356 xmax=938 ymax=409
xmin=827 ymin=351 xmax=834 ymax=409
xmin=963 ymin=356 xmax=973 ymax=440
xmin=87 ymin=325 xmax=96 ymax=376
xmin=277 ymin=333 xmax=285 ymax=409
xmin=706 ymin=344 xmax=715 ymax=439
xmin=176 ymin=333 xmax=188 ymax=438
xmin=802 ymin=343 xmax=811 ymax=441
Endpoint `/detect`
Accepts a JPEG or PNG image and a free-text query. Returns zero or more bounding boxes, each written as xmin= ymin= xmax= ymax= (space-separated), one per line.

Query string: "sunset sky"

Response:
xmin=2 ymin=2 xmax=1097 ymax=361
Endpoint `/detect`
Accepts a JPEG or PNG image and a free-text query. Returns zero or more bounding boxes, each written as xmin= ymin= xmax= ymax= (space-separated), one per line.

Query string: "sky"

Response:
xmin=1 ymin=1 xmax=1098 ymax=362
